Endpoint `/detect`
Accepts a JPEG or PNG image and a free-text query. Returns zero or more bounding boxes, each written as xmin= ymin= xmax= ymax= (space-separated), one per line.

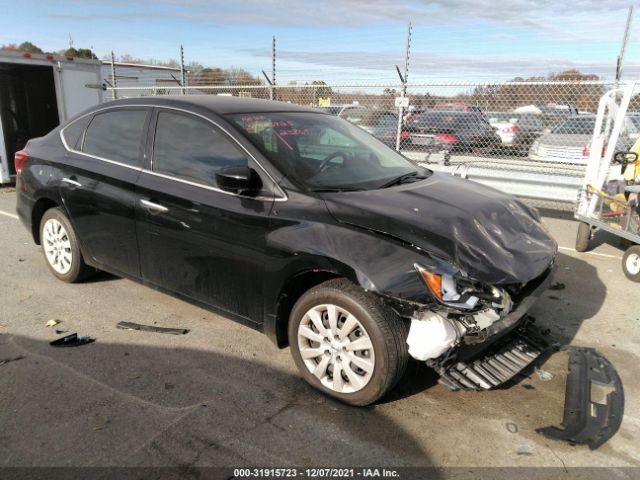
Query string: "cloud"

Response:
xmin=253 ymin=49 xmax=640 ymax=80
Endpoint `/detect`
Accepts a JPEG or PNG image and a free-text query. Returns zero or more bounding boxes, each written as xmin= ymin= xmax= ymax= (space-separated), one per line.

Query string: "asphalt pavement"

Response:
xmin=1 ymin=186 xmax=638 ymax=474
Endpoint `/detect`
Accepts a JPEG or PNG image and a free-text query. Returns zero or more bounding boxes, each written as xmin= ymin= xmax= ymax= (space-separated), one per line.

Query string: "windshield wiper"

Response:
xmin=378 ymin=171 xmax=424 ymax=189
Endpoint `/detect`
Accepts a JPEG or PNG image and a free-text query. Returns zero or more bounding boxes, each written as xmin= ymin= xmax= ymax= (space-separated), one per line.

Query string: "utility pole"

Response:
xmin=180 ymin=44 xmax=186 ymax=95
xmin=616 ymin=5 xmax=634 ymax=82
xmin=110 ymin=51 xmax=117 ymax=100
xmin=395 ymin=21 xmax=412 ymax=152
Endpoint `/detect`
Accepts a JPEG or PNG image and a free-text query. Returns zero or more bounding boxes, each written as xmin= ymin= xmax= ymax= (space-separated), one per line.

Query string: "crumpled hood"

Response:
xmin=323 ymin=172 xmax=557 ymax=285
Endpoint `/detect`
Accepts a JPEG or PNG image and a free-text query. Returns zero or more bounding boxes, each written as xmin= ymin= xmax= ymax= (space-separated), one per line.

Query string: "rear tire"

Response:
xmin=40 ymin=208 xmax=93 ymax=283
xmin=622 ymin=246 xmax=640 ymax=282
xmin=288 ymin=278 xmax=408 ymax=406
xmin=575 ymin=222 xmax=592 ymax=252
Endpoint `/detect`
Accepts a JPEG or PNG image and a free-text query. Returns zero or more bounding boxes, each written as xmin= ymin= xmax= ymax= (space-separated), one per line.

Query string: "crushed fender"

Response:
xmin=116 ymin=321 xmax=189 ymax=335
xmin=50 ymin=333 xmax=94 ymax=347
xmin=536 ymin=347 xmax=624 ymax=450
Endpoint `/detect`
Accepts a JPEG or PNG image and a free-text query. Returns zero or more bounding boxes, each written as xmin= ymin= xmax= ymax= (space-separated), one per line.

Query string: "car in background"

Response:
xmin=432 ymin=102 xmax=482 ymax=113
xmin=487 ymin=112 xmax=544 ymax=155
xmin=319 ymin=104 xmax=365 ymax=117
xmin=341 ymin=109 xmax=399 ymax=147
xmin=402 ymin=111 xmax=501 ymax=153
xmin=528 ymin=114 xmax=639 ymax=164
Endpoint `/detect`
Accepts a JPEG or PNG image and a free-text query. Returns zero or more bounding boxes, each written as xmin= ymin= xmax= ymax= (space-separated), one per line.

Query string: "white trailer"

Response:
xmin=0 ymin=51 xmax=103 ymax=183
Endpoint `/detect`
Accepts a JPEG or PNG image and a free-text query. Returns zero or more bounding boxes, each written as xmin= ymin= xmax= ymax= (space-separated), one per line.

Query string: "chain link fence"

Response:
xmin=105 ymin=79 xmax=640 ymax=210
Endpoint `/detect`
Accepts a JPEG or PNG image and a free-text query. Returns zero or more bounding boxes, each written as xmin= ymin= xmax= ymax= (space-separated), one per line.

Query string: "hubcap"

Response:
xmin=43 ymin=218 xmax=73 ymax=275
xmin=297 ymin=304 xmax=375 ymax=394
xmin=626 ymin=253 xmax=640 ymax=275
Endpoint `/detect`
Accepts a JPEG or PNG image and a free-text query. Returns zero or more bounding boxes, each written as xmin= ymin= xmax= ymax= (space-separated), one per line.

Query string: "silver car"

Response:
xmin=528 ymin=115 xmax=640 ymax=164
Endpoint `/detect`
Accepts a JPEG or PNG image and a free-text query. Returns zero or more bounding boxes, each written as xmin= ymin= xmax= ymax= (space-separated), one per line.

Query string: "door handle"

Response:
xmin=140 ymin=199 xmax=169 ymax=214
xmin=62 ymin=177 xmax=82 ymax=188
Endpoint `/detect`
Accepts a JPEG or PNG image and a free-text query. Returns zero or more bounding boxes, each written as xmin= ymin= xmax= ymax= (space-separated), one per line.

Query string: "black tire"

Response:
xmin=575 ymin=222 xmax=592 ymax=252
xmin=622 ymin=246 xmax=640 ymax=282
xmin=39 ymin=207 xmax=93 ymax=283
xmin=288 ymin=278 xmax=409 ymax=406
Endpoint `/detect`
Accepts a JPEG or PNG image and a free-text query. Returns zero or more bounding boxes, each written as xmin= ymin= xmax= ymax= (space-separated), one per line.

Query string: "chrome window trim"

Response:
xmin=59 ymin=103 xmax=288 ymax=202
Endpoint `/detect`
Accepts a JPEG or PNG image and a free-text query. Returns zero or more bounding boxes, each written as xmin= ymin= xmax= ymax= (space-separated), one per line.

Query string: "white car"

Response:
xmin=528 ymin=115 xmax=640 ymax=164
xmin=487 ymin=112 xmax=518 ymax=145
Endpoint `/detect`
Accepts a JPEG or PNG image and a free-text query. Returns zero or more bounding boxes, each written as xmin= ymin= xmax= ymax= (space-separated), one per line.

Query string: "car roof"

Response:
xmin=97 ymin=95 xmax=323 ymax=115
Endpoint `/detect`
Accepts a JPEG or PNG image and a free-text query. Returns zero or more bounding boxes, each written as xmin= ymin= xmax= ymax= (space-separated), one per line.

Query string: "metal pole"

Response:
xmin=616 ymin=5 xmax=634 ymax=82
xmin=180 ymin=44 xmax=186 ymax=95
xmin=395 ymin=21 xmax=412 ymax=151
xmin=110 ymin=51 xmax=117 ymax=100
xmin=271 ymin=35 xmax=276 ymax=101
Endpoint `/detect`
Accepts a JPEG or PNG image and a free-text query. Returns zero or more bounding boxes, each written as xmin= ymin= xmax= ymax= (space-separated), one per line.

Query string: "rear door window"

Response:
xmin=62 ymin=115 xmax=92 ymax=150
xmin=152 ymin=110 xmax=248 ymax=187
xmin=83 ymin=109 xmax=148 ymax=166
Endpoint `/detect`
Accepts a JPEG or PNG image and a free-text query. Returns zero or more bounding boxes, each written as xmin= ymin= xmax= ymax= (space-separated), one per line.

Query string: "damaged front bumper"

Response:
xmin=436 ymin=320 xmax=545 ymax=391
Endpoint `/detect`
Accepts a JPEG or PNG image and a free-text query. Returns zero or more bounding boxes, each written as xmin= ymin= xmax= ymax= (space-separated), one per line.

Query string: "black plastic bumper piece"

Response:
xmin=438 ymin=324 xmax=546 ymax=391
xmin=536 ymin=347 xmax=624 ymax=450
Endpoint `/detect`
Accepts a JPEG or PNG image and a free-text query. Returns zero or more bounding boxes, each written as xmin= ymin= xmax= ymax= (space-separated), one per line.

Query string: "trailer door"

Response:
xmin=58 ymin=64 xmax=102 ymax=121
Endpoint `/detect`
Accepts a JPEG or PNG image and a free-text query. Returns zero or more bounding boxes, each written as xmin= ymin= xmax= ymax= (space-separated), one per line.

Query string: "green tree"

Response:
xmin=18 ymin=41 xmax=44 ymax=54
xmin=64 ymin=47 xmax=97 ymax=59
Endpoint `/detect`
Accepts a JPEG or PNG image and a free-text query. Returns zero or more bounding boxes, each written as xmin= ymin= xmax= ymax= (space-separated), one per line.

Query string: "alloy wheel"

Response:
xmin=297 ymin=304 xmax=375 ymax=394
xmin=42 ymin=218 xmax=73 ymax=275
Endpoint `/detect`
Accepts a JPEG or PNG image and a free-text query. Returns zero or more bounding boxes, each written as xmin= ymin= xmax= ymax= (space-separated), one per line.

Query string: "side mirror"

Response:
xmin=216 ymin=165 xmax=261 ymax=194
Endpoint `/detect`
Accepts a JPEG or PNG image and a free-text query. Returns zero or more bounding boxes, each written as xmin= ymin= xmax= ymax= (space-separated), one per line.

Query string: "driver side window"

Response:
xmin=153 ymin=110 xmax=248 ymax=187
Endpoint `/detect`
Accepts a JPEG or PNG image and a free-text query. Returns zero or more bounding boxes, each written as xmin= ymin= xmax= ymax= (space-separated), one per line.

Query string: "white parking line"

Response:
xmin=0 ymin=209 xmax=18 ymax=220
xmin=558 ymin=246 xmax=622 ymax=260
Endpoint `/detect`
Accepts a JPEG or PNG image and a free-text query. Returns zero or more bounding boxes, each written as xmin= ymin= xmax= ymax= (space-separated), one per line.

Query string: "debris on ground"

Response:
xmin=49 ymin=333 xmax=94 ymax=347
xmin=534 ymin=366 xmax=554 ymax=381
xmin=537 ymin=347 xmax=623 ymax=450
xmin=516 ymin=444 xmax=534 ymax=456
xmin=0 ymin=355 xmax=25 ymax=366
xmin=549 ymin=282 xmax=566 ymax=291
xmin=116 ymin=321 xmax=189 ymax=335
xmin=548 ymin=295 xmax=560 ymax=300
xmin=45 ymin=319 xmax=61 ymax=328
xmin=506 ymin=422 xmax=518 ymax=433
xmin=55 ymin=329 xmax=68 ymax=334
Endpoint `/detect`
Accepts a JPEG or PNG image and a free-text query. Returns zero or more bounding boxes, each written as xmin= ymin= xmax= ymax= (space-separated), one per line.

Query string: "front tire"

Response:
xmin=288 ymin=279 xmax=408 ymax=406
xmin=40 ymin=208 xmax=92 ymax=283
xmin=622 ymin=246 xmax=640 ymax=282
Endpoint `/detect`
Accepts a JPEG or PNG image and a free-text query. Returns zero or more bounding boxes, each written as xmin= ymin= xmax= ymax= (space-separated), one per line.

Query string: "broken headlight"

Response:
xmin=414 ymin=262 xmax=513 ymax=313
xmin=414 ymin=263 xmax=479 ymax=310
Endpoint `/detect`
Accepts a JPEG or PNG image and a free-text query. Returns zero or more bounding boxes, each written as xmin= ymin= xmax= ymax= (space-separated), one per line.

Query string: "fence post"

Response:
xmin=616 ymin=5 xmax=634 ymax=82
xmin=395 ymin=20 xmax=412 ymax=151
xmin=110 ymin=51 xmax=117 ymax=100
xmin=271 ymin=35 xmax=277 ymax=101
xmin=180 ymin=44 xmax=186 ymax=95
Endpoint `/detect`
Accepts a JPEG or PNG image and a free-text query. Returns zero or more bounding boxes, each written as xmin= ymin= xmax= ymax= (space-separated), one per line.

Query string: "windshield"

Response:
xmin=228 ymin=112 xmax=420 ymax=191
xmin=552 ymin=117 xmax=596 ymax=135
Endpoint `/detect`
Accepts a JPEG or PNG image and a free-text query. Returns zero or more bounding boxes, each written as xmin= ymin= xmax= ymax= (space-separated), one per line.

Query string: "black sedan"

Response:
xmin=402 ymin=111 xmax=502 ymax=154
xmin=15 ymin=96 xmax=556 ymax=405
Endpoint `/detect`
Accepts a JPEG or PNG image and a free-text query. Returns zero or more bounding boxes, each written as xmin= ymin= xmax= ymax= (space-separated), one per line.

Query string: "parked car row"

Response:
xmin=320 ymin=102 xmax=640 ymax=165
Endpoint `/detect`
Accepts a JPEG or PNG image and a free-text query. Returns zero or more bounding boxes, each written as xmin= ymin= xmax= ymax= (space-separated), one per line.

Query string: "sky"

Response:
xmin=1 ymin=0 xmax=639 ymax=84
